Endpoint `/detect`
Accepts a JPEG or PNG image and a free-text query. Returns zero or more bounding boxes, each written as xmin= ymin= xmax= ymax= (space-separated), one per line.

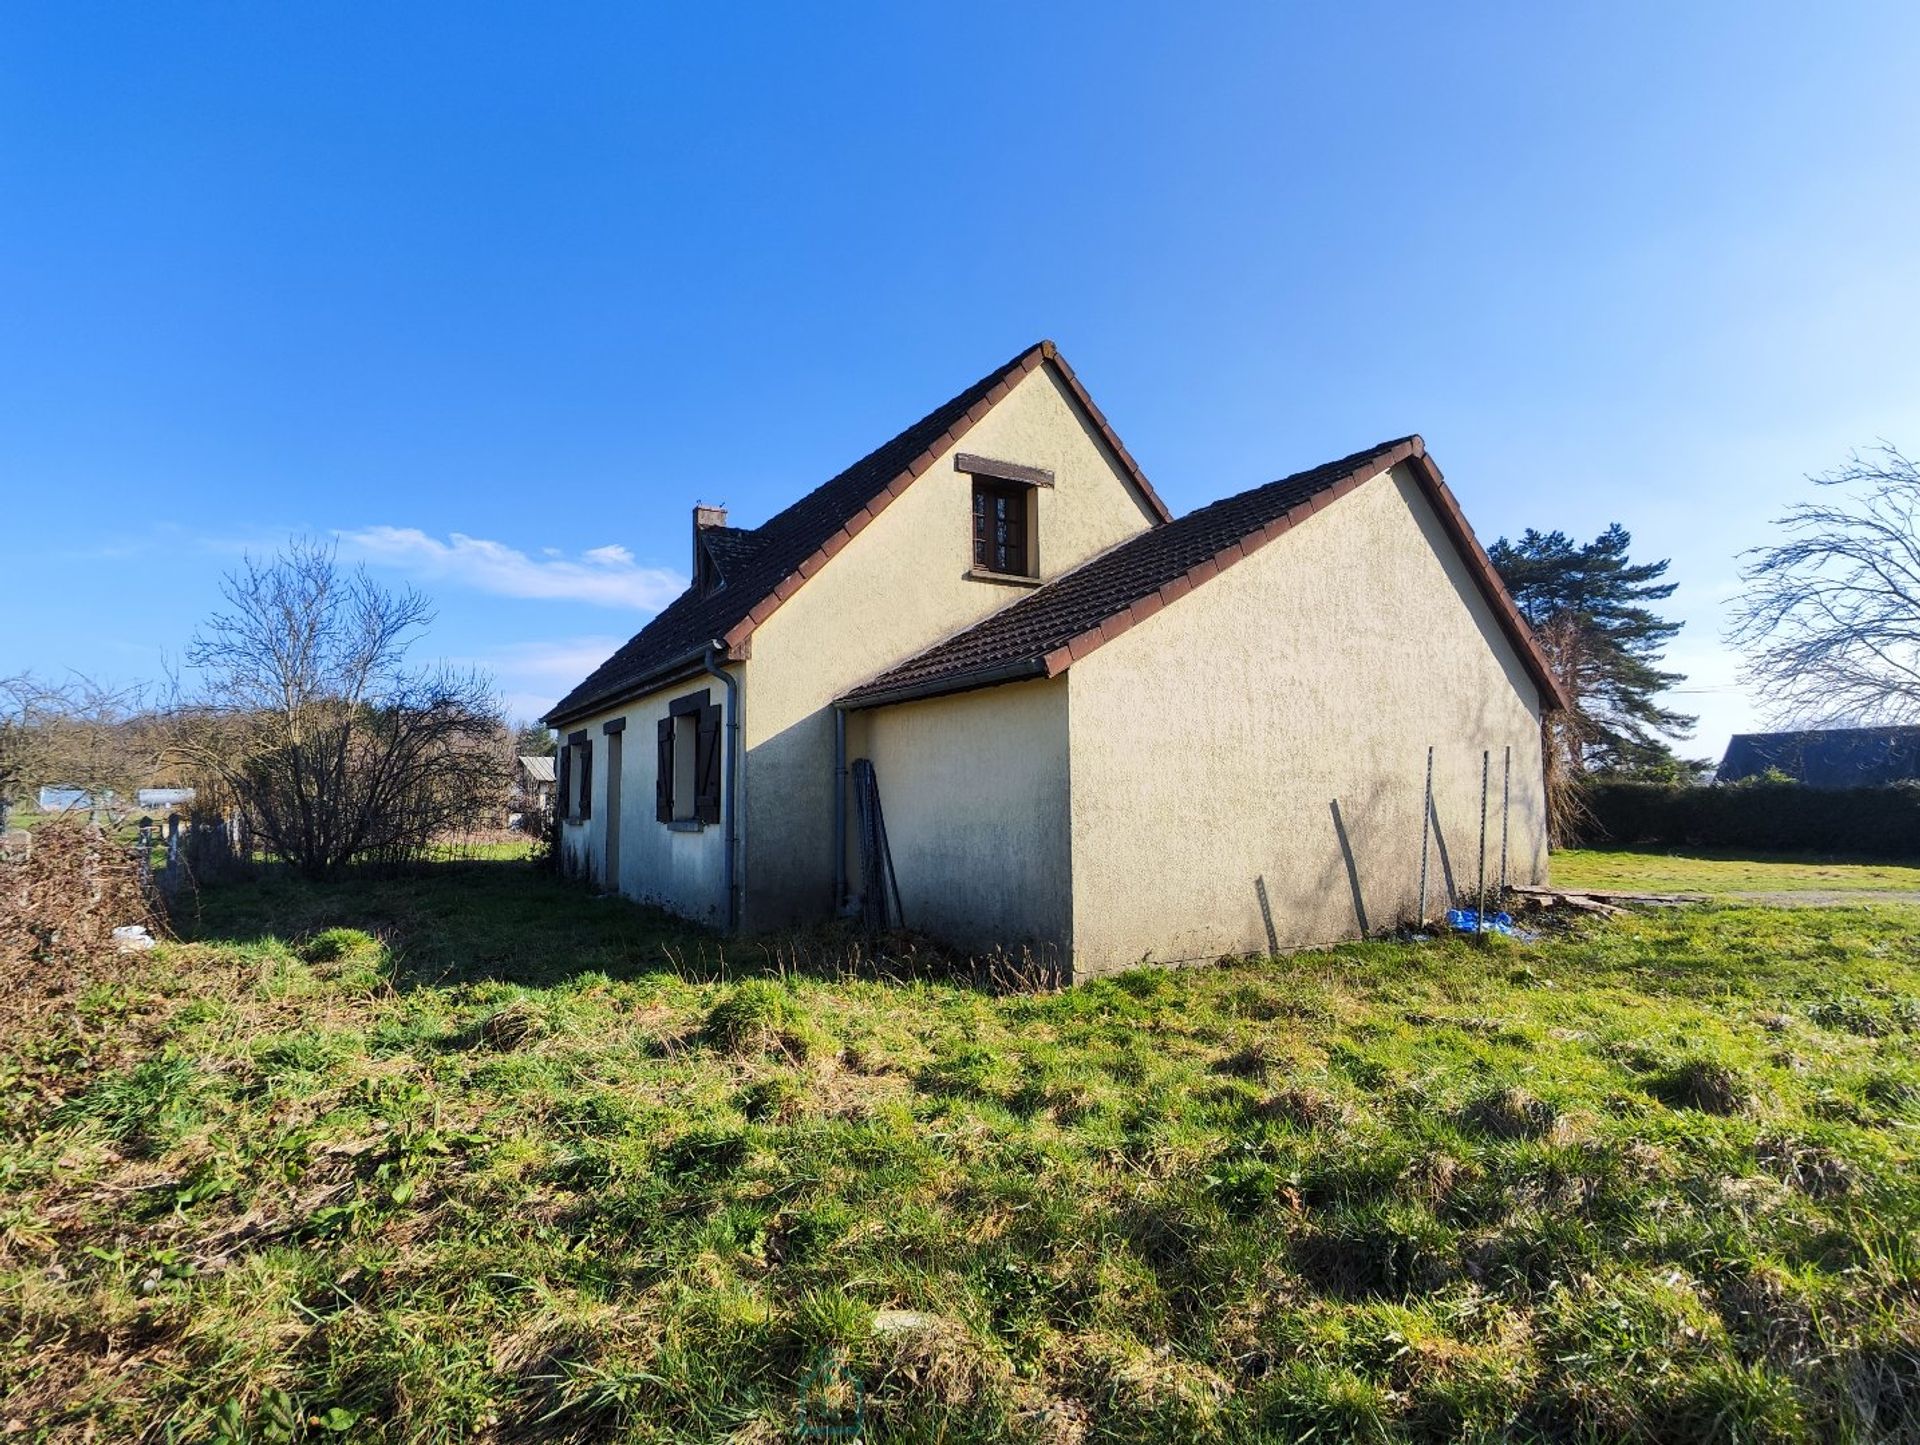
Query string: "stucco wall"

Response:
xmin=856 ymin=677 xmax=1072 ymax=962
xmin=739 ymin=361 xmax=1162 ymax=929
xmin=557 ymin=671 xmax=733 ymax=926
xmin=1065 ymin=464 xmax=1548 ymax=977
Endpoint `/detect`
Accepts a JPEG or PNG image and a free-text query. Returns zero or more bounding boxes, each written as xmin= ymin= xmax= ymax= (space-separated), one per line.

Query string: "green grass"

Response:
xmin=4 ymin=862 xmax=1919 ymax=1441
xmin=1554 ymin=845 xmax=1920 ymax=896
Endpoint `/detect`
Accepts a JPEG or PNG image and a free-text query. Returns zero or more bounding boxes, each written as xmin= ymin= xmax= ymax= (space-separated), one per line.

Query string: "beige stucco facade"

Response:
xmin=554 ymin=356 xmax=1551 ymax=977
xmin=1062 ymin=464 xmax=1547 ymax=975
xmin=737 ymin=362 xmax=1162 ymax=929
xmin=856 ymin=676 xmax=1072 ymax=962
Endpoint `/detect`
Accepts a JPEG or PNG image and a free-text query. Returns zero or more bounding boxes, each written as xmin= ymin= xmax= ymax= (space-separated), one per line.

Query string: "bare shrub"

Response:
xmin=1 ymin=672 xmax=162 ymax=826
xmin=173 ymin=539 xmax=509 ymax=877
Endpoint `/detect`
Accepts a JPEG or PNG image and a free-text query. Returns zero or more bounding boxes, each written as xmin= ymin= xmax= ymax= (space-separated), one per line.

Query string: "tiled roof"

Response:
xmin=1720 ymin=726 xmax=1920 ymax=787
xmin=838 ymin=437 xmax=1570 ymax=712
xmin=545 ymin=341 xmax=1169 ymax=724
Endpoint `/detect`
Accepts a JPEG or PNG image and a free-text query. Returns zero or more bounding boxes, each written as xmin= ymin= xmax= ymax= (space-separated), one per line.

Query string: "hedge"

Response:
xmin=1575 ymin=776 xmax=1920 ymax=857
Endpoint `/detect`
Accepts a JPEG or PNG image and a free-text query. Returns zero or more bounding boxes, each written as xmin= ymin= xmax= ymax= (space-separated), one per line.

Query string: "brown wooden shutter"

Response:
xmin=578 ymin=740 xmax=592 ymax=821
xmin=695 ymin=704 xmax=723 ymax=824
xmin=557 ymin=745 xmax=572 ymax=823
xmin=656 ymin=718 xmax=674 ymax=822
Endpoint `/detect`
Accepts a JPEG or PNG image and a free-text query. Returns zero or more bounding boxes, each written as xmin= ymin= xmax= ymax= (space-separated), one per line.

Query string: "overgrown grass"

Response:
xmin=3 ymin=863 xmax=1919 ymax=1441
xmin=1555 ymin=845 xmax=1920 ymax=896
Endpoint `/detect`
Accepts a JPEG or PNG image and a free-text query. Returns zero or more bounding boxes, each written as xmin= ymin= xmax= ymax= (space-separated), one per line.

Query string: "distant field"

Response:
xmin=4 ymin=860 xmax=1918 ymax=1441
xmin=1554 ymin=846 xmax=1920 ymax=897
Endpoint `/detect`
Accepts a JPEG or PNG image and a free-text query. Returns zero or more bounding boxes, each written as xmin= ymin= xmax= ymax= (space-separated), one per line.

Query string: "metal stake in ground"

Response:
xmin=1476 ymin=749 xmax=1489 ymax=936
xmin=1418 ymin=745 xmax=1434 ymax=924
xmin=1500 ymin=745 xmax=1512 ymax=896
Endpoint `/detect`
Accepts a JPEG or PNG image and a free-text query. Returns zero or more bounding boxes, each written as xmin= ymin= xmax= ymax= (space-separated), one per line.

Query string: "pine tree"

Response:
xmin=1489 ymin=525 xmax=1695 ymax=815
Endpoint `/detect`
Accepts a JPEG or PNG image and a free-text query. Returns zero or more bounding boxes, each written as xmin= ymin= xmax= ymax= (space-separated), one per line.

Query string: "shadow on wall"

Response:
xmin=1328 ymin=799 xmax=1371 ymax=935
xmin=1246 ymin=733 xmax=1535 ymax=952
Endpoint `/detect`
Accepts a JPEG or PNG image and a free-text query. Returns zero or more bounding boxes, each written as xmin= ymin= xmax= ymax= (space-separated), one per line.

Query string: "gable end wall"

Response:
xmin=1064 ymin=464 xmax=1548 ymax=976
xmin=742 ymin=362 xmax=1162 ymax=929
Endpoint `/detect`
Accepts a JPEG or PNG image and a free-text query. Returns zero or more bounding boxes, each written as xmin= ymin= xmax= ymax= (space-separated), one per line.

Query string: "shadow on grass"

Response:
xmin=1566 ymin=843 xmax=1920 ymax=869
xmin=180 ymin=859 xmax=1058 ymax=993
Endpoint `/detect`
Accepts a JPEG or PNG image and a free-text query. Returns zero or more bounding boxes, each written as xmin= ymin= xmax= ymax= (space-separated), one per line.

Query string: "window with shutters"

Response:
xmin=563 ymin=732 xmax=592 ymax=822
xmin=655 ymin=689 xmax=723 ymax=829
xmin=972 ymin=478 xmax=1032 ymax=577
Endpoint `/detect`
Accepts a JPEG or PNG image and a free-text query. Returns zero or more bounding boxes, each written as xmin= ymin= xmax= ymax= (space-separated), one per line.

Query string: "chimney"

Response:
xmin=693 ymin=504 xmax=728 ymax=594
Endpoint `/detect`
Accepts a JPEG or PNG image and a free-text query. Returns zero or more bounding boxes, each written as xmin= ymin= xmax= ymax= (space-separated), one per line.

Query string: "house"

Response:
xmin=544 ymin=341 xmax=1564 ymax=977
xmin=37 ymin=787 xmax=102 ymax=813
xmin=1719 ymin=726 xmax=1920 ymax=788
xmin=514 ymin=754 xmax=557 ymax=829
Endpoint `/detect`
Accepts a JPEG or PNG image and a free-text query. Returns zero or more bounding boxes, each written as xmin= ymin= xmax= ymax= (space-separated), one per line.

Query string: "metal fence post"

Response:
xmin=1476 ymin=750 xmax=1489 ymax=936
xmin=1418 ymin=745 xmax=1433 ymax=924
xmin=1500 ymin=745 xmax=1512 ymax=895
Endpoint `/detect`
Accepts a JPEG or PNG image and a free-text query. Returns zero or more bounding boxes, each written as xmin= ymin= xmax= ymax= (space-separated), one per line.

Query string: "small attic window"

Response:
xmin=957 ymin=453 xmax=1051 ymax=581
xmin=972 ymin=479 xmax=1030 ymax=577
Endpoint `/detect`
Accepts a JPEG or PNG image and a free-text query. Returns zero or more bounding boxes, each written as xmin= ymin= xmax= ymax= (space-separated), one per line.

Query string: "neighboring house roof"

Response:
xmin=839 ymin=436 xmax=1569 ymax=712
xmin=519 ymin=754 xmax=556 ymax=784
xmin=545 ymin=340 xmax=1170 ymax=725
xmin=1719 ymin=726 xmax=1920 ymax=788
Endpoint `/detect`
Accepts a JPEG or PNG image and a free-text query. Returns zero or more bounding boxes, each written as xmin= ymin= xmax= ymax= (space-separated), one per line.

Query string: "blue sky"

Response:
xmin=5 ymin=4 xmax=1919 ymax=755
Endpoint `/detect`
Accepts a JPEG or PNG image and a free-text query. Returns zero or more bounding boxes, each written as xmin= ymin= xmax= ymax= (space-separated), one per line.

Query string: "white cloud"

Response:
xmin=483 ymin=636 xmax=627 ymax=682
xmin=468 ymin=636 xmax=628 ymax=726
xmin=337 ymin=527 xmax=684 ymax=610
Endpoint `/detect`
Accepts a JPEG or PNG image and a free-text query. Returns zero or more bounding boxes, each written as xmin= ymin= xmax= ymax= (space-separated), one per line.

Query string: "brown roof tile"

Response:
xmin=544 ymin=341 xmax=1171 ymax=724
xmin=837 ymin=437 xmax=1569 ymax=712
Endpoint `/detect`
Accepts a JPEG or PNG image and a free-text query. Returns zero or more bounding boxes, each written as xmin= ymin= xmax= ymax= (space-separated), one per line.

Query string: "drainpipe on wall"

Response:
xmin=832 ymin=705 xmax=848 ymax=916
xmin=700 ymin=642 xmax=745 ymax=931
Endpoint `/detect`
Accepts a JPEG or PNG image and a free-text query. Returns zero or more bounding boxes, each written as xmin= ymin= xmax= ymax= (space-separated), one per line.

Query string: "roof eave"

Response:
xmin=542 ymin=642 xmax=742 ymax=728
xmin=831 ymin=436 xmax=1571 ymax=718
xmin=836 ymin=659 xmax=1051 ymax=713
xmin=720 ymin=342 xmax=1170 ymax=659
xmin=1400 ymin=450 xmax=1572 ymax=713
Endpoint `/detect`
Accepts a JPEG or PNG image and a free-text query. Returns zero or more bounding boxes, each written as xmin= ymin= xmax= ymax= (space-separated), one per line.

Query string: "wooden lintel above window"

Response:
xmin=954 ymin=453 xmax=1054 ymax=488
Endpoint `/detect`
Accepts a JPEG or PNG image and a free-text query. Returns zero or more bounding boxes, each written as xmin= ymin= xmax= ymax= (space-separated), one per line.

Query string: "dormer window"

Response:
xmin=957 ymin=453 xmax=1052 ymax=583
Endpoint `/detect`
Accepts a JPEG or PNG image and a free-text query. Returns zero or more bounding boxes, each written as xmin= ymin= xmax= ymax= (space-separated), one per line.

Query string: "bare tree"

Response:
xmin=1730 ymin=446 xmax=1920 ymax=726
xmin=0 ymin=673 xmax=157 ymax=826
xmin=0 ymin=674 xmax=44 ymax=827
xmin=175 ymin=539 xmax=508 ymax=877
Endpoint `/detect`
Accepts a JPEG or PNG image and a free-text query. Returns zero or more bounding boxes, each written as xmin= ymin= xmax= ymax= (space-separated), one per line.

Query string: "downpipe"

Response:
xmin=832 ymin=705 xmax=848 ymax=916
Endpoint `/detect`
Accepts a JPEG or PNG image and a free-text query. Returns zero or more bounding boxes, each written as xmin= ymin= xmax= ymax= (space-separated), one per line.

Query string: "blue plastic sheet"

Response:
xmin=1446 ymin=907 xmax=1518 ymax=936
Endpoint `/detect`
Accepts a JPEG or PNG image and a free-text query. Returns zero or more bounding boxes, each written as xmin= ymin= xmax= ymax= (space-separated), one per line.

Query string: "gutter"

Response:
xmin=835 ymin=658 xmax=1050 ymax=714
xmin=699 ymin=642 xmax=746 ymax=931
xmin=544 ymin=648 xmax=730 ymax=730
